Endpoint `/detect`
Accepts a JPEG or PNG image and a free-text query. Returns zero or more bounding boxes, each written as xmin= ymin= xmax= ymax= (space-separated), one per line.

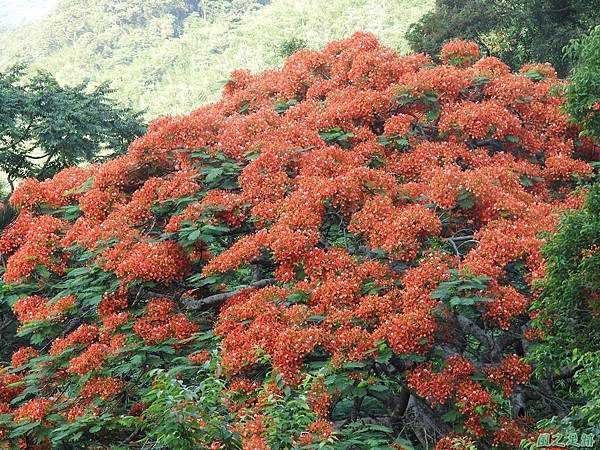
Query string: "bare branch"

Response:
xmin=455 ymin=314 xmax=501 ymax=360
xmin=183 ymin=278 xmax=276 ymax=310
xmin=443 ymin=235 xmax=477 ymax=257
xmin=468 ymin=138 xmax=505 ymax=152
xmin=551 ymin=364 xmax=583 ymax=382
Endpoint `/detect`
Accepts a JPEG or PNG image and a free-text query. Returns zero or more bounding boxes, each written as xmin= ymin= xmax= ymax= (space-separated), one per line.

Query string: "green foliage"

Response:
xmin=529 ymin=185 xmax=600 ymax=437
xmin=319 ymin=128 xmax=355 ymax=149
xmin=336 ymin=422 xmax=404 ymax=450
xmin=406 ymin=0 xmax=600 ymax=76
xmin=190 ymin=148 xmax=246 ymax=190
xmin=0 ymin=0 xmax=433 ymax=118
xmin=564 ymin=25 xmax=600 ymax=141
xmin=142 ymin=356 xmax=423 ymax=449
xmin=140 ymin=367 xmax=336 ymax=449
xmin=406 ymin=0 xmax=497 ymax=62
xmin=277 ymin=36 xmax=307 ymax=58
xmin=430 ymin=269 xmax=492 ymax=312
xmin=0 ymin=203 xmax=18 ymax=229
xmin=264 ymin=374 xmax=324 ymax=449
xmin=0 ymin=64 xmax=145 ymax=185
xmin=140 ymin=366 xmax=239 ymax=449
xmin=0 ymin=305 xmax=21 ymax=361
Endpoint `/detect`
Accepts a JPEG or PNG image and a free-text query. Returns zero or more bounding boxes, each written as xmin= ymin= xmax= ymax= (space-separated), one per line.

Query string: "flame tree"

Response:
xmin=0 ymin=34 xmax=598 ymax=449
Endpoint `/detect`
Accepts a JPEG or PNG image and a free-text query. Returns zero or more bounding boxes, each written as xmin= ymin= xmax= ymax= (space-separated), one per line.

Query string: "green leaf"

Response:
xmin=457 ymin=189 xmax=475 ymax=210
xmin=11 ymin=420 xmax=41 ymax=437
xmin=520 ymin=174 xmax=534 ymax=187
xmin=188 ymin=229 xmax=202 ymax=242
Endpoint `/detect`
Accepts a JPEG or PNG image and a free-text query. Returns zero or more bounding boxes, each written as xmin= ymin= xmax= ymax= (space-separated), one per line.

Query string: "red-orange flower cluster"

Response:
xmin=440 ymin=40 xmax=480 ymax=67
xmin=0 ymin=33 xmax=597 ymax=449
xmin=13 ymin=398 xmax=52 ymax=423
xmin=486 ymin=354 xmax=533 ymax=395
xmin=12 ymin=295 xmax=76 ymax=325
xmin=133 ymin=298 xmax=199 ymax=344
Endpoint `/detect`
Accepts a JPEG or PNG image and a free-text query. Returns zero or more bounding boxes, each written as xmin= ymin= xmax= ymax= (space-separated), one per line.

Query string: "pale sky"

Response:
xmin=0 ymin=0 xmax=58 ymax=30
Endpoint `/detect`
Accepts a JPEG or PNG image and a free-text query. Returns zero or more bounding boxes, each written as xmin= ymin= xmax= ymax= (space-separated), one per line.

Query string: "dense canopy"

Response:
xmin=406 ymin=0 xmax=600 ymax=76
xmin=0 ymin=33 xmax=597 ymax=449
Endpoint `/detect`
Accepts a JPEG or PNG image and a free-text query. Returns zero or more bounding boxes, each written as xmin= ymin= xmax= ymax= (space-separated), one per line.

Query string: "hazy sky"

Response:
xmin=0 ymin=0 xmax=58 ymax=30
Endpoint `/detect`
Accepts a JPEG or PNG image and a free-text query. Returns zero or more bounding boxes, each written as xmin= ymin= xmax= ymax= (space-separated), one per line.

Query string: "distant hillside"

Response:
xmin=0 ymin=0 xmax=433 ymax=118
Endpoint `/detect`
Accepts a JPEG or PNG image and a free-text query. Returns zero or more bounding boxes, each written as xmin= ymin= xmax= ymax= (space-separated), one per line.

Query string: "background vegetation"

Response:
xmin=564 ymin=25 xmax=600 ymax=140
xmin=406 ymin=0 xmax=600 ymax=76
xmin=0 ymin=0 xmax=433 ymax=118
xmin=0 ymin=65 xmax=144 ymax=188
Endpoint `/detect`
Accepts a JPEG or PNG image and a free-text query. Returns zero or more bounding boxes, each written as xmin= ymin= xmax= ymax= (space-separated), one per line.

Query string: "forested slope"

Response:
xmin=0 ymin=0 xmax=433 ymax=117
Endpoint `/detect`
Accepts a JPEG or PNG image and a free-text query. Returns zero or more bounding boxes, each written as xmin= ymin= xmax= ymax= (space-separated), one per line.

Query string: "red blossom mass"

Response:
xmin=0 ymin=33 xmax=597 ymax=449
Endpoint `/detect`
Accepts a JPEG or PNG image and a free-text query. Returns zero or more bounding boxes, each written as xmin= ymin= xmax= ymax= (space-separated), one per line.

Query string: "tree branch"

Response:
xmin=183 ymin=278 xmax=276 ymax=310
xmin=455 ymin=314 xmax=501 ymax=360
xmin=468 ymin=138 xmax=506 ymax=152
xmin=443 ymin=235 xmax=477 ymax=257
xmin=0 ymin=115 xmax=35 ymax=153
xmin=551 ymin=364 xmax=583 ymax=381
xmin=406 ymin=396 xmax=453 ymax=449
